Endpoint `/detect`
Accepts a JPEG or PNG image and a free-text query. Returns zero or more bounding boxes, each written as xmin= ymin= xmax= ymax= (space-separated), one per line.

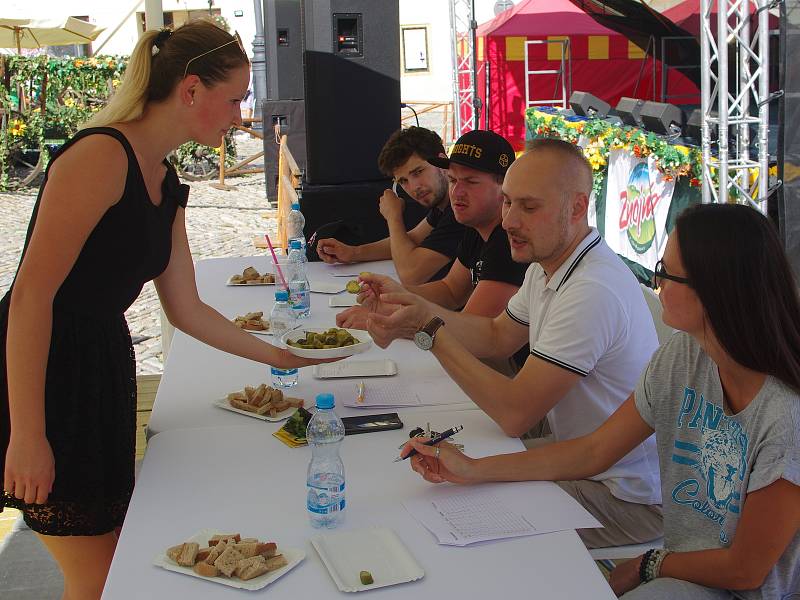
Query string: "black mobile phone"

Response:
xmin=341 ymin=413 xmax=403 ymax=436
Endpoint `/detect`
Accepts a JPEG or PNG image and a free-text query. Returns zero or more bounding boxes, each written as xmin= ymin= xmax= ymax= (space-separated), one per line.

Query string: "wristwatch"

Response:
xmin=414 ymin=316 xmax=445 ymax=351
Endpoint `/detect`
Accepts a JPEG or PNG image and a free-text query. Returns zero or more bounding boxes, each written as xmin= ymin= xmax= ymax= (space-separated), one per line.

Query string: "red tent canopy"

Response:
xmin=663 ymin=0 xmax=779 ymax=38
xmin=468 ymin=0 xmax=699 ymax=149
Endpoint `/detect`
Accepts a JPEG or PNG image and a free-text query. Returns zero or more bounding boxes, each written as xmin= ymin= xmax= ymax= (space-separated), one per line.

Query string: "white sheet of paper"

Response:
xmin=403 ymin=482 xmax=602 ymax=546
xmin=341 ymin=384 xmax=421 ymax=408
xmin=310 ymin=281 xmax=345 ymax=294
xmin=329 ymin=295 xmax=358 ymax=307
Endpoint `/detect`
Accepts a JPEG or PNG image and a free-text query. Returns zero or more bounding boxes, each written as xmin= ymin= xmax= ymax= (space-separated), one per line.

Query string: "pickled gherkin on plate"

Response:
xmin=286 ymin=328 xmax=360 ymax=349
xmin=359 ymin=570 xmax=374 ymax=585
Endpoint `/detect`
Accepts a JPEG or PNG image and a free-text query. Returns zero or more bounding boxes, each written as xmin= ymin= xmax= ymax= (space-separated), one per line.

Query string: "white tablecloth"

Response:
xmin=104 ymin=409 xmax=615 ymax=599
xmin=147 ymin=258 xmax=476 ymax=436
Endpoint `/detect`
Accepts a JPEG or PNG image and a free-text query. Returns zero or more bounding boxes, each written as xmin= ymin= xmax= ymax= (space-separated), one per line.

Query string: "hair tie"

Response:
xmin=151 ymin=28 xmax=172 ymax=56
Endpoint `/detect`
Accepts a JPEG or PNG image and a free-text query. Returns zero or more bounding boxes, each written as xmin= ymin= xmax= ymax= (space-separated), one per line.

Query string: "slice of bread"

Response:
xmin=193 ymin=561 xmax=219 ymax=577
xmin=205 ymin=540 xmax=227 ymax=565
xmin=166 ymin=544 xmax=184 ymax=564
xmin=176 ymin=542 xmax=199 ymax=567
xmin=264 ymin=554 xmax=288 ymax=572
xmin=230 ymin=398 xmax=259 ymax=413
xmin=257 ymin=542 xmax=277 ymax=558
xmin=214 ymin=546 xmax=245 ymax=578
xmin=195 ymin=547 xmax=213 ymax=563
xmin=233 ymin=542 xmax=259 ymax=559
xmin=209 ymin=534 xmax=241 ymax=545
xmin=236 ymin=556 xmax=270 ymax=581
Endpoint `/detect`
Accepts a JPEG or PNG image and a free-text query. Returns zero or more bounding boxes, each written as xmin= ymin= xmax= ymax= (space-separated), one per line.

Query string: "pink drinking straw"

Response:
xmin=265 ymin=234 xmax=289 ymax=291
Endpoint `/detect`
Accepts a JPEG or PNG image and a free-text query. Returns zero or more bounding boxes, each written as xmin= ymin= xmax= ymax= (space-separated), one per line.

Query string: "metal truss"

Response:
xmin=449 ymin=0 xmax=480 ymax=138
xmin=701 ymin=0 xmax=773 ymax=211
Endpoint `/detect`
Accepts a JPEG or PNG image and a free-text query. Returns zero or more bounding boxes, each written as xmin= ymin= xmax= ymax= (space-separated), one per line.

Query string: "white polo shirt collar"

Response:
xmin=544 ymin=228 xmax=603 ymax=292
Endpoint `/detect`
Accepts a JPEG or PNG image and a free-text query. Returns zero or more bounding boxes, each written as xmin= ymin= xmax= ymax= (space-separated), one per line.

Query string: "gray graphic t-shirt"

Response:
xmin=635 ymin=332 xmax=799 ymax=600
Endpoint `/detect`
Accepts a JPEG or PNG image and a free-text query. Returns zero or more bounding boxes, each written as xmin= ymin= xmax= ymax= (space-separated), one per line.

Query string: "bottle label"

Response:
xmin=307 ymin=474 xmax=345 ymax=515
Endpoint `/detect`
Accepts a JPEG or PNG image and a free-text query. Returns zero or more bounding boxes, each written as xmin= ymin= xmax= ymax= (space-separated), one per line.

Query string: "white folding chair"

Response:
xmin=640 ymin=283 xmax=674 ymax=345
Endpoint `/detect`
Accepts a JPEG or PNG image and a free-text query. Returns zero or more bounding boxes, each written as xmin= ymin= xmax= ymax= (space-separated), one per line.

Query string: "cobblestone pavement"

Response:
xmin=0 ymin=132 xmax=276 ymax=375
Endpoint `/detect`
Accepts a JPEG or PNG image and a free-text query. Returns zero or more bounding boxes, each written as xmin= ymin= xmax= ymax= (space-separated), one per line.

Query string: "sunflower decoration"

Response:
xmin=8 ymin=119 xmax=27 ymax=139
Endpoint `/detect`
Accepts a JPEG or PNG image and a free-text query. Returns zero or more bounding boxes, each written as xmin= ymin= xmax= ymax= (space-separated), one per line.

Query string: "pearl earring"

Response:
xmin=190 ymin=99 xmax=194 ymax=106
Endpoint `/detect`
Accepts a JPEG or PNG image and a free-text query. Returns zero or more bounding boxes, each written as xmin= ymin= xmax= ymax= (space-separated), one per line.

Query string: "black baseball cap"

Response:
xmin=428 ymin=130 xmax=515 ymax=176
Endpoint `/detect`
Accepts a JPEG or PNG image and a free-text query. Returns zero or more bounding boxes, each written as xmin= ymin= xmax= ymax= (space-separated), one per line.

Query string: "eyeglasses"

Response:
xmin=183 ymin=31 xmax=246 ymax=79
xmin=653 ymin=260 xmax=690 ymax=287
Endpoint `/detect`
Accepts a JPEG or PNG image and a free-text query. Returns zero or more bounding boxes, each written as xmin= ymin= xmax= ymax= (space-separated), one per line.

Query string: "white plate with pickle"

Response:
xmin=281 ymin=328 xmax=372 ymax=359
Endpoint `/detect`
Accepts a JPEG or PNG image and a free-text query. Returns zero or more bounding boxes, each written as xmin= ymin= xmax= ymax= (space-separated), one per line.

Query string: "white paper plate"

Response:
xmin=282 ymin=328 xmax=372 ymax=359
xmin=313 ymin=360 xmax=397 ymax=379
xmin=226 ymin=276 xmax=276 ymax=286
xmin=329 ymin=294 xmax=359 ymax=307
xmin=213 ymin=399 xmax=300 ymax=422
xmin=310 ymin=281 xmax=346 ymax=294
xmin=311 ymin=527 xmax=424 ymax=593
xmin=153 ymin=528 xmax=304 ymax=591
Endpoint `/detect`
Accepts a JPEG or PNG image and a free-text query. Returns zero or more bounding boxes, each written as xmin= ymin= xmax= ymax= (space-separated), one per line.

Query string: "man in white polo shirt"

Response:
xmin=361 ymin=138 xmax=663 ymax=548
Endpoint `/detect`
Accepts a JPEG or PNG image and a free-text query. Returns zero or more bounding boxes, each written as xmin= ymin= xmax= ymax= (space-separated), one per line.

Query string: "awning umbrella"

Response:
xmin=0 ymin=17 xmax=105 ymax=54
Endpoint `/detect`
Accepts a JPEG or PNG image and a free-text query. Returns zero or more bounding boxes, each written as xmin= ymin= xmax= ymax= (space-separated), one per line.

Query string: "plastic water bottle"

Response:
xmin=286 ymin=202 xmax=306 ymax=251
xmin=306 ymin=393 xmax=346 ymax=528
xmin=269 ymin=289 xmax=299 ymax=387
xmin=288 ymin=240 xmax=311 ymax=318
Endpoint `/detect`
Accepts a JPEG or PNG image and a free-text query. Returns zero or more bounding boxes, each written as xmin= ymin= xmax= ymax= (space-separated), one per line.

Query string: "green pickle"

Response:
xmin=359 ymin=570 xmax=374 ymax=585
xmin=287 ymin=327 xmax=360 ymax=349
xmin=345 ymin=280 xmax=361 ymax=294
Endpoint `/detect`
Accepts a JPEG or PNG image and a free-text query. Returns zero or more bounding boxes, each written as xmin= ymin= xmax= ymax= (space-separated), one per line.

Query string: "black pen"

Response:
xmin=393 ymin=425 xmax=463 ymax=462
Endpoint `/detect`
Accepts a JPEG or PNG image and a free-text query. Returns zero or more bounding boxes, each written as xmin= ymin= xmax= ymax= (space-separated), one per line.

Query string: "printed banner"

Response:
xmin=604 ymin=149 xmax=675 ymax=271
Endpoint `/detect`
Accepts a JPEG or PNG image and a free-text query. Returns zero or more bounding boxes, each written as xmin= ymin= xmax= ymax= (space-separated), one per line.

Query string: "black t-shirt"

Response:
xmin=456 ymin=223 xmax=528 ymax=288
xmin=418 ymin=203 xmax=466 ymax=282
xmin=456 ymin=223 xmax=530 ymax=369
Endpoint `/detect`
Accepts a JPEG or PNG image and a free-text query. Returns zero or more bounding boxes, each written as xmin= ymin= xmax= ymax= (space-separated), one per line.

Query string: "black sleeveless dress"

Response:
xmin=0 ymin=127 xmax=188 ymax=535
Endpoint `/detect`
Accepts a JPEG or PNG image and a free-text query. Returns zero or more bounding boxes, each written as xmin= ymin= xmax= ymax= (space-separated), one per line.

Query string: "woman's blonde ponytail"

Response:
xmin=81 ymin=30 xmax=160 ymax=129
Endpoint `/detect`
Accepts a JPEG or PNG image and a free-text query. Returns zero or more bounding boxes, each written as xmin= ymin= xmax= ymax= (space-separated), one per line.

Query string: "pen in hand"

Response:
xmin=394 ymin=425 xmax=463 ymax=462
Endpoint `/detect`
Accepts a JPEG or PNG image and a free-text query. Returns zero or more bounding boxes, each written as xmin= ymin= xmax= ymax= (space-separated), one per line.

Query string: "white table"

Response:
xmin=104 ymin=409 xmax=615 ymax=599
xmin=147 ymin=258 xmax=476 ymax=436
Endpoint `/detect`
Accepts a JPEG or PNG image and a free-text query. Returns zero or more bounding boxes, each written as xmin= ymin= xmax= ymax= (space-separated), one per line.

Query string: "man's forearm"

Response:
xmin=386 ymin=216 xmax=427 ymax=284
xmin=430 ymin=327 xmax=547 ymax=436
xmin=352 ymin=237 xmax=391 ymax=262
xmin=408 ymin=280 xmax=463 ymax=310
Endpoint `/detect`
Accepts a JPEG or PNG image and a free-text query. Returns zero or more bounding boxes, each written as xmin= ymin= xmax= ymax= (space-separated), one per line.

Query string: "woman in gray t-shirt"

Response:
xmin=401 ymin=203 xmax=800 ymax=600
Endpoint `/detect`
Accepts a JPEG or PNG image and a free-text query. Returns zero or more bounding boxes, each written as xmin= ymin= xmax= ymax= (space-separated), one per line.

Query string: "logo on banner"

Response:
xmin=619 ymin=162 xmax=661 ymax=254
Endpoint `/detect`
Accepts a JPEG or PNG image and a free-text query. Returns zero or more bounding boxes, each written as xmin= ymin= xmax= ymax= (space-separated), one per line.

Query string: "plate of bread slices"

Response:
xmin=154 ymin=529 xmax=304 ymax=591
xmin=214 ymin=384 xmax=304 ymax=421
xmin=227 ymin=266 xmax=276 ymax=286
xmin=232 ymin=311 xmax=271 ymax=334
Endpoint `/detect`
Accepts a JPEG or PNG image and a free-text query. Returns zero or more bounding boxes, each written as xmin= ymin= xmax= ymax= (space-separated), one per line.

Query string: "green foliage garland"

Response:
xmin=525 ymin=108 xmax=703 ymax=198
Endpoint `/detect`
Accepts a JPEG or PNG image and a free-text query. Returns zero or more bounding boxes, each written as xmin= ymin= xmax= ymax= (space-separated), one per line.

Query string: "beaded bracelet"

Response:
xmin=639 ymin=549 xmax=671 ymax=583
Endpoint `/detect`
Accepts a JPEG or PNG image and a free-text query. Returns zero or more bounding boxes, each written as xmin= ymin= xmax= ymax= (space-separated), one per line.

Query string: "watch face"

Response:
xmin=414 ymin=331 xmax=433 ymax=351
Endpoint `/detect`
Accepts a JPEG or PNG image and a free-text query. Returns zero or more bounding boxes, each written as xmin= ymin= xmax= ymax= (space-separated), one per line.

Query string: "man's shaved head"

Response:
xmin=523 ymin=137 xmax=593 ymax=199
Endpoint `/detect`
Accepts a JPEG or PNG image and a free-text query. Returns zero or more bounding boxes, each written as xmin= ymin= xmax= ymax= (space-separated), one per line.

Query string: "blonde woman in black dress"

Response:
xmin=0 ymin=21 xmax=326 ymax=599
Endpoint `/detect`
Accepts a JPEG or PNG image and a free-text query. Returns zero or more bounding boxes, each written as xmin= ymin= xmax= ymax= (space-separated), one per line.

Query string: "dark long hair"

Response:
xmin=676 ymin=203 xmax=800 ymax=391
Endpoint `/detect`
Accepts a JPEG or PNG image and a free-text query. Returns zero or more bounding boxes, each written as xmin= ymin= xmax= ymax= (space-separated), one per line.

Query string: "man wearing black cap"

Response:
xmin=317 ymin=127 xmax=465 ymax=286
xmin=338 ymin=130 xmax=528 ymax=351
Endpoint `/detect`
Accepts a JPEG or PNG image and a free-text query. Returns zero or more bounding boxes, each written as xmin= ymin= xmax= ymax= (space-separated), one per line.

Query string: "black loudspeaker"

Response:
xmin=300 ymin=180 xmax=428 ymax=261
xmin=640 ymin=101 xmax=685 ymax=135
xmin=301 ymin=0 xmax=400 ymax=185
xmin=684 ymin=108 xmax=718 ymax=142
xmin=615 ymin=97 xmax=645 ymax=128
xmin=569 ymin=91 xmax=610 ymax=118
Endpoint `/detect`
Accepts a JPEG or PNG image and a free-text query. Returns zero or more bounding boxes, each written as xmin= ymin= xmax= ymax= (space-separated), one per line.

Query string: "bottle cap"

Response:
xmin=315 ymin=393 xmax=335 ymax=409
xmin=290 ymin=239 xmax=302 ymax=250
xmin=291 ymin=202 xmax=300 ymax=210
xmin=275 ymin=289 xmax=289 ymax=301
